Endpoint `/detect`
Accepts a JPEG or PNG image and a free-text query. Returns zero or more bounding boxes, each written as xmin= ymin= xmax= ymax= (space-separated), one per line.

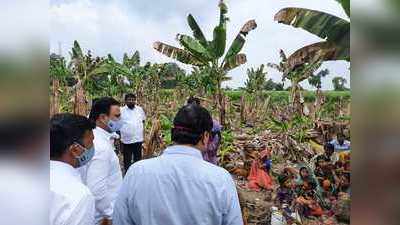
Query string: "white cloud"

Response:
xmin=50 ymin=0 xmax=350 ymax=90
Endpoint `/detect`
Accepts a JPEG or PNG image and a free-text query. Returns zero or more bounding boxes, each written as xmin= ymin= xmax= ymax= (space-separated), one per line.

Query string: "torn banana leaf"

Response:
xmin=287 ymin=41 xmax=348 ymax=70
xmin=223 ymin=53 xmax=247 ymax=71
xmin=274 ymin=8 xmax=349 ymax=49
xmin=153 ymin=41 xmax=205 ymax=66
xmin=224 ymin=20 xmax=257 ymax=62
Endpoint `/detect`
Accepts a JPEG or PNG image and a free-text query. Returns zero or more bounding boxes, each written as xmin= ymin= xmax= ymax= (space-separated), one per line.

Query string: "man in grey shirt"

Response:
xmin=113 ymin=104 xmax=243 ymax=225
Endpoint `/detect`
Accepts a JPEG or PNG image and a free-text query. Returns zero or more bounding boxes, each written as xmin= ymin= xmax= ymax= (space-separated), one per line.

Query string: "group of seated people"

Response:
xmin=274 ymin=137 xmax=351 ymax=222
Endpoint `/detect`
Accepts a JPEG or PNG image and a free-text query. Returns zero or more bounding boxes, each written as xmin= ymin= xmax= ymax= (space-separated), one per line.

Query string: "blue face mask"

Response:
xmin=75 ymin=144 xmax=95 ymax=167
xmin=108 ymin=118 xmax=123 ymax=132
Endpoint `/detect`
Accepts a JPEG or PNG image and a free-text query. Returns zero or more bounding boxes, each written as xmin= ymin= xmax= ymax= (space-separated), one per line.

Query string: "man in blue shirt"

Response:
xmin=113 ymin=104 xmax=243 ymax=225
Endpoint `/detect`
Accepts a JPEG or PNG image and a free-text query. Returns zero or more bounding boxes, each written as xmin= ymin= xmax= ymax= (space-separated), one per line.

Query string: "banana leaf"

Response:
xmin=224 ymin=20 xmax=257 ymax=62
xmin=187 ymin=14 xmax=208 ymax=48
xmin=123 ymin=53 xmax=129 ymax=66
xmin=107 ymin=54 xmax=115 ymax=62
xmin=153 ymin=41 xmax=204 ymax=66
xmin=72 ymin=40 xmax=83 ymax=58
xmin=223 ymin=53 xmax=247 ymax=71
xmin=88 ymin=62 xmax=112 ymax=76
xmin=210 ymin=1 xmax=228 ymax=58
xmin=274 ymin=8 xmax=349 ymax=48
xmin=287 ymin=41 xmax=347 ymax=69
xmin=177 ymin=34 xmax=213 ymax=62
xmin=335 ymin=0 xmax=350 ymax=17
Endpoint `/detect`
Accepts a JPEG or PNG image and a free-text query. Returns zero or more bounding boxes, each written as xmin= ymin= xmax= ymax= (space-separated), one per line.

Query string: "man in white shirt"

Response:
xmin=330 ymin=133 xmax=351 ymax=152
xmin=120 ymin=93 xmax=146 ymax=172
xmin=80 ymin=97 xmax=123 ymax=225
xmin=50 ymin=113 xmax=96 ymax=225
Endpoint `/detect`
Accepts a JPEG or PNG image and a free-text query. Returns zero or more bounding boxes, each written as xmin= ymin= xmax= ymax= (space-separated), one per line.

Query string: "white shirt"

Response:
xmin=50 ymin=161 xmax=95 ymax=225
xmin=113 ymin=145 xmax=243 ymax=225
xmin=120 ymin=105 xmax=146 ymax=144
xmin=79 ymin=127 xmax=123 ymax=224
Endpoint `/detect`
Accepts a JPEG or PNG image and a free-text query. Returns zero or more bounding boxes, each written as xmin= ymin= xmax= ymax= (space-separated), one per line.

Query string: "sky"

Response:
xmin=50 ymin=0 xmax=350 ymax=90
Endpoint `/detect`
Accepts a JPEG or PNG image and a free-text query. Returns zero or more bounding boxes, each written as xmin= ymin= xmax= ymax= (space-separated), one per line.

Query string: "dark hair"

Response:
xmin=324 ymin=143 xmax=334 ymax=151
xmin=171 ymin=104 xmax=213 ymax=145
xmin=187 ymin=96 xmax=200 ymax=105
xmin=125 ymin=93 xmax=136 ymax=100
xmin=337 ymin=133 xmax=345 ymax=138
xmin=300 ymin=167 xmax=308 ymax=174
xmin=89 ymin=97 xmax=120 ymax=121
xmin=50 ymin=113 xmax=95 ymax=160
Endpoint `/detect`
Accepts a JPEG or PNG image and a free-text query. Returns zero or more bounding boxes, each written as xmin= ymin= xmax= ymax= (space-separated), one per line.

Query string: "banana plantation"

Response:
xmin=50 ymin=0 xmax=350 ymax=224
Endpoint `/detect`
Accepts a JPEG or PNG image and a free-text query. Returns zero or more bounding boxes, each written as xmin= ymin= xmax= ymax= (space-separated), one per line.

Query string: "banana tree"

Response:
xmin=274 ymin=0 xmax=350 ymax=70
xmin=50 ymin=53 xmax=71 ymax=116
xmin=268 ymin=49 xmax=323 ymax=115
xmin=153 ymin=0 xmax=257 ymax=127
xmin=245 ymin=64 xmax=267 ymax=108
xmin=68 ymin=41 xmax=106 ymax=115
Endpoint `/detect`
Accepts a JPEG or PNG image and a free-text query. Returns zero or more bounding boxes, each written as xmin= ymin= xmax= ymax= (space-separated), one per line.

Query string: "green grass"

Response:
xmin=225 ymin=90 xmax=350 ymax=103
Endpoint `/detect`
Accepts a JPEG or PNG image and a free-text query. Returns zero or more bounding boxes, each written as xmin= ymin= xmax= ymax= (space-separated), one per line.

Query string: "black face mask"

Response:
xmin=127 ymin=104 xmax=135 ymax=109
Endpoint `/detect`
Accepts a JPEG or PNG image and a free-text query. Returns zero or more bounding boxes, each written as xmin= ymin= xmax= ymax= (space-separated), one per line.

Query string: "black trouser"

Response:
xmin=122 ymin=142 xmax=142 ymax=172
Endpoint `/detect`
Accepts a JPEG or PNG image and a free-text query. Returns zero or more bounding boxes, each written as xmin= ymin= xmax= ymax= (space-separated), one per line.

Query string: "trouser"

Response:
xmin=122 ymin=142 xmax=143 ymax=172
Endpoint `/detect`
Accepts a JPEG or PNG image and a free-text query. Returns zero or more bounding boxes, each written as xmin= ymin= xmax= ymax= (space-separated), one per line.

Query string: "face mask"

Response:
xmin=127 ymin=103 xmax=135 ymax=109
xmin=108 ymin=118 xmax=123 ymax=132
xmin=75 ymin=144 xmax=95 ymax=167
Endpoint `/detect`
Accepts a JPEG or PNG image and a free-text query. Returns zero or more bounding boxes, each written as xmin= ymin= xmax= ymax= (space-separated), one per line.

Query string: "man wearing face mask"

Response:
xmin=113 ymin=104 xmax=243 ymax=225
xmin=80 ymin=97 xmax=123 ymax=225
xmin=120 ymin=93 xmax=146 ymax=172
xmin=50 ymin=113 xmax=96 ymax=225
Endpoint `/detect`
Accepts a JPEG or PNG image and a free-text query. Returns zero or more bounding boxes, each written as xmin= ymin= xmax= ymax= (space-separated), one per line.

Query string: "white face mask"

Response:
xmin=107 ymin=118 xmax=123 ymax=132
xmin=73 ymin=143 xmax=95 ymax=167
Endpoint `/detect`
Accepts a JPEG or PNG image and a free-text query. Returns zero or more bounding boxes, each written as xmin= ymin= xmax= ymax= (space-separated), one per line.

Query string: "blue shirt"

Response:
xmin=330 ymin=139 xmax=351 ymax=152
xmin=113 ymin=145 xmax=243 ymax=225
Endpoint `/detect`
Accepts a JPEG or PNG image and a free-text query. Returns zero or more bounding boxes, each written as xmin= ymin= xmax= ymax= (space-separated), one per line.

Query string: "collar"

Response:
xmin=50 ymin=160 xmax=80 ymax=179
xmin=94 ymin=126 xmax=113 ymax=139
xmin=123 ymin=105 xmax=136 ymax=111
xmin=163 ymin=145 xmax=203 ymax=160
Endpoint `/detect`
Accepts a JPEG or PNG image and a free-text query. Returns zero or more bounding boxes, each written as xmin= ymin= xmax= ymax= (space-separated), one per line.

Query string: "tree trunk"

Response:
xmin=73 ymin=79 xmax=87 ymax=116
xmin=240 ymin=95 xmax=245 ymax=124
xmin=217 ymin=83 xmax=226 ymax=128
xmin=290 ymin=81 xmax=303 ymax=115
xmin=50 ymin=79 xmax=60 ymax=117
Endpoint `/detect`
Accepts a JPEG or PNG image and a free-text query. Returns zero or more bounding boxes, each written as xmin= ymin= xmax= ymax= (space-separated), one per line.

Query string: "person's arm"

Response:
xmin=222 ymin=173 xmax=244 ymax=225
xmin=85 ymin=150 xmax=113 ymax=222
xmin=67 ymin=193 xmax=95 ymax=225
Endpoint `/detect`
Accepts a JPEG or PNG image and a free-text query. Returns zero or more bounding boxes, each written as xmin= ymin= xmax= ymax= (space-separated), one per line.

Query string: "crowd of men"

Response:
xmin=50 ymin=95 xmax=236 ymax=225
xmin=49 ymin=94 xmax=350 ymax=225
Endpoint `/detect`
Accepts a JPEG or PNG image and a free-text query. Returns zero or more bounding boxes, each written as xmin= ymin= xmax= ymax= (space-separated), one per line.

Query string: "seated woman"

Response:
xmin=295 ymin=180 xmax=324 ymax=218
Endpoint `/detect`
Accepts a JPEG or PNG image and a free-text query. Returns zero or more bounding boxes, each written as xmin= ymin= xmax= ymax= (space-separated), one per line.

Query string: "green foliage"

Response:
xmin=267 ymin=114 xmax=313 ymax=142
xmin=50 ymin=54 xmax=70 ymax=80
xmin=225 ymin=90 xmax=350 ymax=104
xmin=245 ymin=64 xmax=267 ymax=95
xmin=264 ymin=79 xmax=284 ymax=91
xmin=219 ymin=129 xmax=235 ymax=161
xmin=308 ymin=69 xmax=329 ymax=89
xmin=160 ymin=114 xmax=173 ymax=145
xmin=159 ymin=63 xmax=186 ymax=89
xmin=332 ymin=76 xmax=349 ymax=91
